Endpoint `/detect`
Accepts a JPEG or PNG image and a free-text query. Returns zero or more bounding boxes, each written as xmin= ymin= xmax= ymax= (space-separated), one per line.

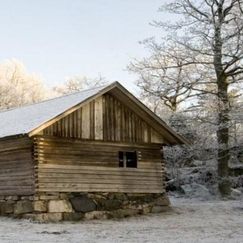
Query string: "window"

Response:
xmin=118 ymin=151 xmax=137 ymax=168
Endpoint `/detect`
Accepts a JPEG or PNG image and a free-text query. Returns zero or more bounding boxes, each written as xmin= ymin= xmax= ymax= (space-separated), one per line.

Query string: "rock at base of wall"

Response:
xmin=35 ymin=213 xmax=63 ymax=222
xmin=97 ymin=199 xmax=122 ymax=211
xmin=0 ymin=192 xmax=171 ymax=221
xmin=113 ymin=193 xmax=127 ymax=201
xmin=48 ymin=200 xmax=73 ymax=213
xmin=110 ymin=208 xmax=140 ymax=218
xmin=154 ymin=196 xmax=170 ymax=206
xmin=33 ymin=201 xmax=47 ymax=213
xmin=151 ymin=206 xmax=171 ymax=213
xmin=14 ymin=201 xmax=33 ymax=215
xmin=63 ymin=212 xmax=84 ymax=221
xmin=142 ymin=205 xmax=152 ymax=214
xmin=0 ymin=201 xmax=15 ymax=215
xmin=70 ymin=196 xmax=96 ymax=213
xmin=84 ymin=211 xmax=108 ymax=220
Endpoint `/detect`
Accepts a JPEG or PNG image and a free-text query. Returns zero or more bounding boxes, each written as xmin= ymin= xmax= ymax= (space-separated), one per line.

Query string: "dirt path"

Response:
xmin=0 ymin=198 xmax=242 ymax=243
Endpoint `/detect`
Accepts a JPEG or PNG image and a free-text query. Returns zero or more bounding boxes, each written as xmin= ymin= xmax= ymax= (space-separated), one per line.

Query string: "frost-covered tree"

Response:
xmin=0 ymin=59 xmax=46 ymax=110
xmin=128 ymin=41 xmax=199 ymax=112
xmin=53 ymin=75 xmax=108 ymax=96
xmin=130 ymin=0 xmax=243 ymax=196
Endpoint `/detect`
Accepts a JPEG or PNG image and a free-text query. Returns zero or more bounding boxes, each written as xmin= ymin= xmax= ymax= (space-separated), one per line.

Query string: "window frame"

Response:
xmin=118 ymin=151 xmax=137 ymax=168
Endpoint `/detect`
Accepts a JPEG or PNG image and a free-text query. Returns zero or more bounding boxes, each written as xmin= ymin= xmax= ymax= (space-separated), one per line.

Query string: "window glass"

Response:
xmin=118 ymin=151 xmax=137 ymax=168
xmin=118 ymin=151 xmax=124 ymax=167
xmin=126 ymin=151 xmax=137 ymax=168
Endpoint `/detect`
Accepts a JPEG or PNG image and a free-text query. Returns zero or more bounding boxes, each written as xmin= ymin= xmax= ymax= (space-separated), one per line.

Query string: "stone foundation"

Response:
xmin=0 ymin=193 xmax=170 ymax=222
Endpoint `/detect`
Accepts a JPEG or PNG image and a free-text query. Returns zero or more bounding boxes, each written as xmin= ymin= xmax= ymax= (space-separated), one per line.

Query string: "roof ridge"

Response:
xmin=0 ymin=84 xmax=109 ymax=114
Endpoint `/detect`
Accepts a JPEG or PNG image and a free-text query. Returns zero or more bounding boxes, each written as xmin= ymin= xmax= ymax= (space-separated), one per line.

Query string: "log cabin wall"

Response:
xmin=0 ymin=136 xmax=34 ymax=196
xmin=42 ymin=94 xmax=164 ymax=144
xmin=34 ymin=135 xmax=165 ymax=193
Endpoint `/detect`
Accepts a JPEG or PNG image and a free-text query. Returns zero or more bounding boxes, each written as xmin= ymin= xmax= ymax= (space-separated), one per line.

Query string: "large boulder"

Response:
xmin=48 ymin=200 xmax=72 ymax=213
xmin=33 ymin=200 xmax=47 ymax=212
xmin=180 ymin=183 xmax=211 ymax=199
xmin=14 ymin=201 xmax=33 ymax=215
xmin=70 ymin=195 xmax=96 ymax=213
xmin=154 ymin=196 xmax=170 ymax=206
xmin=0 ymin=202 xmax=14 ymax=215
xmin=231 ymin=188 xmax=242 ymax=199
xmin=166 ymin=179 xmax=178 ymax=191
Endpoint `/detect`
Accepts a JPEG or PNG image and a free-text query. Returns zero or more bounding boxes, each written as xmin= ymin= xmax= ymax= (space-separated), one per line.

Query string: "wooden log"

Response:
xmin=0 ymin=136 xmax=34 ymax=195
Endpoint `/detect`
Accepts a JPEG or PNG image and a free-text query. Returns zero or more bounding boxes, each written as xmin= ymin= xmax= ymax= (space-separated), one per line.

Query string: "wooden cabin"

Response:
xmin=0 ymin=82 xmax=187 ymax=221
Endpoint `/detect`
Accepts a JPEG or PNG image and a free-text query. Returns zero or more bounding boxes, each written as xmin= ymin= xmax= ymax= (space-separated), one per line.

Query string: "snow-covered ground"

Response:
xmin=0 ymin=198 xmax=242 ymax=243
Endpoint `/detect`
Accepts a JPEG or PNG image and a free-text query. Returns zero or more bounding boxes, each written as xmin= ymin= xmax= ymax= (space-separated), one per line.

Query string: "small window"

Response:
xmin=118 ymin=151 xmax=137 ymax=168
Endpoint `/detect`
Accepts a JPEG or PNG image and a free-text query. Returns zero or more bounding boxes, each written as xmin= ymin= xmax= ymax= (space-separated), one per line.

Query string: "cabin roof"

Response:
xmin=0 ymin=82 xmax=188 ymax=145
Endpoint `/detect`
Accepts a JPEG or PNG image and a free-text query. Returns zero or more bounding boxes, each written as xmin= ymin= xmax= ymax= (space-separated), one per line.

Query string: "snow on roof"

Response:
xmin=0 ymin=84 xmax=108 ymax=138
xmin=0 ymin=81 xmax=189 ymax=144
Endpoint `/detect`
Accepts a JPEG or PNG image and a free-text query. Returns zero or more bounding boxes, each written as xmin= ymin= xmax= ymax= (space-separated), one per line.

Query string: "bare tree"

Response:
xmin=128 ymin=41 xmax=199 ymax=112
xmin=0 ymin=59 xmax=47 ymax=110
xmin=131 ymin=0 xmax=243 ymax=196
xmin=53 ymin=75 xmax=108 ymax=96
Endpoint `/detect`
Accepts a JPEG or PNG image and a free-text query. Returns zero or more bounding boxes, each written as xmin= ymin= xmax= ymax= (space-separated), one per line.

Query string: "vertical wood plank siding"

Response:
xmin=0 ymin=137 xmax=34 ymax=195
xmin=34 ymin=136 xmax=165 ymax=193
xmin=43 ymin=94 xmax=164 ymax=144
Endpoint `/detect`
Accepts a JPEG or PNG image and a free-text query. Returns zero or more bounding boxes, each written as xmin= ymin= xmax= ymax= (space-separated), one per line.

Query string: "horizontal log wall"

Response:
xmin=34 ymin=136 xmax=165 ymax=193
xmin=0 ymin=136 xmax=34 ymax=195
xmin=42 ymin=94 xmax=164 ymax=144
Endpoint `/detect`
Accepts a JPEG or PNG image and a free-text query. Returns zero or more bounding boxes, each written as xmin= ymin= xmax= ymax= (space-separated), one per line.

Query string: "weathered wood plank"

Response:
xmin=35 ymin=136 xmax=161 ymax=148
xmin=90 ymin=101 xmax=95 ymax=140
xmin=38 ymin=167 xmax=162 ymax=177
xmin=0 ymin=137 xmax=34 ymax=196
xmin=94 ymin=96 xmax=103 ymax=140
xmin=38 ymin=172 xmax=162 ymax=180
xmin=38 ymin=183 xmax=164 ymax=191
xmin=38 ymin=187 xmax=164 ymax=193
xmin=82 ymin=103 xmax=90 ymax=139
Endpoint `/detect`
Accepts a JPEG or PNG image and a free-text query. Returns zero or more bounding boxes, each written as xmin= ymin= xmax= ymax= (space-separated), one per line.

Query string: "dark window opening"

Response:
xmin=118 ymin=151 xmax=124 ymax=167
xmin=118 ymin=151 xmax=137 ymax=168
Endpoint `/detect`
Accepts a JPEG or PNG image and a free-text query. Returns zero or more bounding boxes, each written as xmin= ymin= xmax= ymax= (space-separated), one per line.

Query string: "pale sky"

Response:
xmin=0 ymin=0 xmax=165 ymax=89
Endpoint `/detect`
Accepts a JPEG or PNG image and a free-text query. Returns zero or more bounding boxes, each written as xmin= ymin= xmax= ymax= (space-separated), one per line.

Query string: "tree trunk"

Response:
xmin=213 ymin=4 xmax=231 ymax=197
xmin=216 ymin=77 xmax=231 ymax=196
